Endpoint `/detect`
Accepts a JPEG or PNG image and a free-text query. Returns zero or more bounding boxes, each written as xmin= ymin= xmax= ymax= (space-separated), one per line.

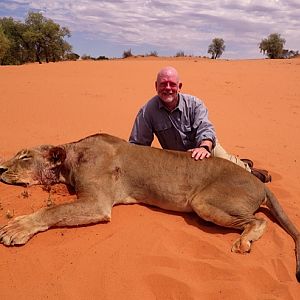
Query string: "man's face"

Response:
xmin=155 ymin=73 xmax=182 ymax=107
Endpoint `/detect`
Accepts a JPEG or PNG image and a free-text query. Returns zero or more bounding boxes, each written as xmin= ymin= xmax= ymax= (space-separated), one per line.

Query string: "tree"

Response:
xmin=0 ymin=25 xmax=10 ymax=63
xmin=259 ymin=33 xmax=286 ymax=59
xmin=208 ymin=38 xmax=225 ymax=59
xmin=24 ymin=12 xmax=71 ymax=64
xmin=0 ymin=17 xmax=30 ymax=65
xmin=0 ymin=12 xmax=72 ymax=65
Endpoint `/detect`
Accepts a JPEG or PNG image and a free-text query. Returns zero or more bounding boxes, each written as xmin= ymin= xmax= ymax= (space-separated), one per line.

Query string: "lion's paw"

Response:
xmin=231 ymin=238 xmax=251 ymax=254
xmin=0 ymin=215 xmax=38 ymax=246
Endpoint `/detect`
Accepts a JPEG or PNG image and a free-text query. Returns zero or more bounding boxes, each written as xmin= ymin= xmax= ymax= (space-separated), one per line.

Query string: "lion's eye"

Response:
xmin=19 ymin=154 xmax=32 ymax=160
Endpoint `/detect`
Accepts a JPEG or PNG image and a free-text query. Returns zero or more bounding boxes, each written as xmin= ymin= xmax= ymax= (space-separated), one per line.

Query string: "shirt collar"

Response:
xmin=157 ymin=93 xmax=183 ymax=112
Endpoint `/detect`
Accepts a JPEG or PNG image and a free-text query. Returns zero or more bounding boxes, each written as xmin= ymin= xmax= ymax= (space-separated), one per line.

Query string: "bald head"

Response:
xmin=155 ymin=66 xmax=182 ymax=110
xmin=156 ymin=66 xmax=180 ymax=83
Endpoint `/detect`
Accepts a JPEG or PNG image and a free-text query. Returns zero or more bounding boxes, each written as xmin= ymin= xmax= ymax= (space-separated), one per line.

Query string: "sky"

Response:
xmin=0 ymin=0 xmax=299 ymax=59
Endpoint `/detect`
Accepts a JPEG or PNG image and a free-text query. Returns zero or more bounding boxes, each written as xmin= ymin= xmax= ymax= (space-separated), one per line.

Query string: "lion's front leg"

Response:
xmin=0 ymin=211 xmax=49 ymax=246
xmin=0 ymin=194 xmax=113 ymax=246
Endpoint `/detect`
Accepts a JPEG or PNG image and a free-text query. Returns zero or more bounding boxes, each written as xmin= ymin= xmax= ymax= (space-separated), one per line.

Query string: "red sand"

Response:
xmin=0 ymin=58 xmax=299 ymax=299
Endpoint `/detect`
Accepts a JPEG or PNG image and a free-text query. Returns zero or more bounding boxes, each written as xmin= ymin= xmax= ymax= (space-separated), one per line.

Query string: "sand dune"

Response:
xmin=0 ymin=58 xmax=299 ymax=299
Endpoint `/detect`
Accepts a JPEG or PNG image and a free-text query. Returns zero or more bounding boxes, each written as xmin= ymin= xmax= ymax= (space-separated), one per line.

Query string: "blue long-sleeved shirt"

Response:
xmin=129 ymin=93 xmax=216 ymax=151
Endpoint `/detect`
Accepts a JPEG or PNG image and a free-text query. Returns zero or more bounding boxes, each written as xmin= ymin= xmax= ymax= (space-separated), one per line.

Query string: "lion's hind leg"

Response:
xmin=190 ymin=196 xmax=267 ymax=254
xmin=231 ymin=218 xmax=267 ymax=253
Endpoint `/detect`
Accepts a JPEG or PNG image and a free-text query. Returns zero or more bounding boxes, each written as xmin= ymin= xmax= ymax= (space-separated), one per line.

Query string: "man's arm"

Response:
xmin=129 ymin=109 xmax=154 ymax=146
xmin=189 ymin=98 xmax=216 ymax=160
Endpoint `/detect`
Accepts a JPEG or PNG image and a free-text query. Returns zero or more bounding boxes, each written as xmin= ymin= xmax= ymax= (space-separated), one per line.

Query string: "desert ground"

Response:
xmin=0 ymin=57 xmax=299 ymax=299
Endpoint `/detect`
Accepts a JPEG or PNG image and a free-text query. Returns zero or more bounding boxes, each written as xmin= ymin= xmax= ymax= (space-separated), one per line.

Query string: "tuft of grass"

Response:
xmin=21 ymin=190 xmax=30 ymax=198
xmin=175 ymin=50 xmax=185 ymax=57
xmin=6 ymin=210 xmax=14 ymax=219
xmin=146 ymin=50 xmax=158 ymax=57
xmin=122 ymin=49 xmax=133 ymax=58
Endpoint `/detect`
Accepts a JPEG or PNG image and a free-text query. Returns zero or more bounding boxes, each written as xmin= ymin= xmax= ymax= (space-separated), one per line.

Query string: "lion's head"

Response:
xmin=0 ymin=146 xmax=66 ymax=186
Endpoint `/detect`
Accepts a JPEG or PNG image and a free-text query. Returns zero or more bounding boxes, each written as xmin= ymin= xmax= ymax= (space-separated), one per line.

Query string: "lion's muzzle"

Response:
xmin=0 ymin=165 xmax=8 ymax=178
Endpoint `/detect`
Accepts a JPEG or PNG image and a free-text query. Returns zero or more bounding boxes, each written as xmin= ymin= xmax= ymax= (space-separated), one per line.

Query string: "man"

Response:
xmin=129 ymin=66 xmax=271 ymax=183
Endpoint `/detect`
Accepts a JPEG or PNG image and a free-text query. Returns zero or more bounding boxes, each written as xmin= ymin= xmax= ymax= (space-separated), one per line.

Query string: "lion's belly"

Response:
xmin=133 ymin=193 xmax=193 ymax=213
xmin=121 ymin=167 xmax=195 ymax=212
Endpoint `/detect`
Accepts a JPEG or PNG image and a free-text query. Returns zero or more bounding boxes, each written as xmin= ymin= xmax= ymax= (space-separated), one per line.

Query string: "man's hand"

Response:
xmin=188 ymin=147 xmax=211 ymax=160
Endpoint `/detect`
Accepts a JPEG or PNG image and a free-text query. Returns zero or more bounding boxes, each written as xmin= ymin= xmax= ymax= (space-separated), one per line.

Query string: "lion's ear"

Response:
xmin=47 ymin=147 xmax=66 ymax=167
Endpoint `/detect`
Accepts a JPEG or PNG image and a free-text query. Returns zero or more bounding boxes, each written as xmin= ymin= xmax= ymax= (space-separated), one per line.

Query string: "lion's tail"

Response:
xmin=265 ymin=186 xmax=300 ymax=282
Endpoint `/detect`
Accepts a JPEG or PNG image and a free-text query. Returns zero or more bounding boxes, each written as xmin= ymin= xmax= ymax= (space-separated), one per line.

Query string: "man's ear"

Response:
xmin=155 ymin=81 xmax=158 ymax=91
xmin=178 ymin=82 xmax=182 ymax=90
xmin=47 ymin=147 xmax=66 ymax=167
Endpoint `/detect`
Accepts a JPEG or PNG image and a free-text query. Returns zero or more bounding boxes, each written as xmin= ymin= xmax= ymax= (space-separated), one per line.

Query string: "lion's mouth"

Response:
xmin=0 ymin=166 xmax=8 ymax=182
xmin=0 ymin=170 xmax=29 ymax=187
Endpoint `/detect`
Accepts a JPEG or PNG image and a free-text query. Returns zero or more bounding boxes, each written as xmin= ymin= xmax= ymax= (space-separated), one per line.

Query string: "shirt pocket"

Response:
xmin=154 ymin=120 xmax=173 ymax=132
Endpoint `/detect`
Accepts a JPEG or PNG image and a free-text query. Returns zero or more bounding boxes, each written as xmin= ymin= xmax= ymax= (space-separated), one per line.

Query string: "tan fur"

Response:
xmin=0 ymin=133 xmax=299 ymax=281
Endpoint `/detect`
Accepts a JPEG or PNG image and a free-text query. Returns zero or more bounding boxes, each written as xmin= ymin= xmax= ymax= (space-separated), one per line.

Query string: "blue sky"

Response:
xmin=0 ymin=0 xmax=299 ymax=59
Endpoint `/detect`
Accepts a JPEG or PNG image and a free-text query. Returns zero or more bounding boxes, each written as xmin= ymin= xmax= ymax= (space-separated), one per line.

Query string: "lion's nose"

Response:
xmin=0 ymin=165 xmax=8 ymax=175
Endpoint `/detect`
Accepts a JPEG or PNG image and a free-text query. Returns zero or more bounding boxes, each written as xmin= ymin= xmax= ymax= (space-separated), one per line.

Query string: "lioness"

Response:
xmin=0 ymin=133 xmax=299 ymax=281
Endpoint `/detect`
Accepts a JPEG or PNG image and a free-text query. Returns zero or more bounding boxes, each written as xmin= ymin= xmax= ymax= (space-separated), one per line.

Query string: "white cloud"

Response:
xmin=0 ymin=0 xmax=299 ymax=58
